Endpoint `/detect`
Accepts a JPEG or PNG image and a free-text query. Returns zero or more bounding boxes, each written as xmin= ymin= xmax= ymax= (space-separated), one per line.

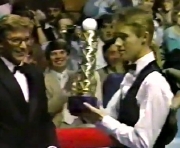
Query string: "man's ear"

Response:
xmin=142 ymin=31 xmax=149 ymax=45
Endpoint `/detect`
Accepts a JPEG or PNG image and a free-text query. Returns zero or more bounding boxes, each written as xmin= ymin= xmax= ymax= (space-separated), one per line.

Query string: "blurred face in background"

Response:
xmin=74 ymin=27 xmax=83 ymax=39
xmin=139 ymin=0 xmax=154 ymax=13
xmin=49 ymin=49 xmax=69 ymax=69
xmin=176 ymin=12 xmax=180 ymax=25
xmin=104 ymin=44 xmax=121 ymax=67
xmin=163 ymin=0 xmax=174 ymax=12
xmin=47 ymin=7 xmax=61 ymax=23
xmin=58 ymin=18 xmax=73 ymax=33
xmin=100 ymin=22 xmax=115 ymax=41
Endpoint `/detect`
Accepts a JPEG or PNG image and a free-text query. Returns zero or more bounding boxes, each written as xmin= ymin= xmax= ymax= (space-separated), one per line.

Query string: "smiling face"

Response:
xmin=0 ymin=29 xmax=31 ymax=65
xmin=49 ymin=49 xmax=69 ymax=69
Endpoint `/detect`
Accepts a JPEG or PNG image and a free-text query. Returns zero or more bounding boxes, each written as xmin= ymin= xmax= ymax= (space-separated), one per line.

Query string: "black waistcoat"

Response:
xmin=113 ymin=61 xmax=172 ymax=148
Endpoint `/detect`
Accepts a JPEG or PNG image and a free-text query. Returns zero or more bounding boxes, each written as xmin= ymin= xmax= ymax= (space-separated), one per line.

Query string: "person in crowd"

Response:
xmin=163 ymin=49 xmax=180 ymax=142
xmin=56 ymin=13 xmax=78 ymax=71
xmin=81 ymin=8 xmax=178 ymax=147
xmin=57 ymin=13 xmax=74 ymax=36
xmin=69 ymin=26 xmax=84 ymax=71
xmin=44 ymin=39 xmax=75 ymax=128
xmin=153 ymin=0 xmax=180 ymax=27
xmin=162 ymin=5 xmax=180 ymax=58
xmin=98 ymin=38 xmax=125 ymax=83
xmin=96 ymin=14 xmax=116 ymax=70
xmin=98 ymin=38 xmax=125 ymax=108
xmin=41 ymin=0 xmax=62 ymax=41
xmin=44 ymin=39 xmax=102 ymax=128
xmin=163 ymin=49 xmax=180 ymax=90
xmin=0 ymin=14 xmax=58 ymax=148
xmin=83 ymin=0 xmax=122 ymax=19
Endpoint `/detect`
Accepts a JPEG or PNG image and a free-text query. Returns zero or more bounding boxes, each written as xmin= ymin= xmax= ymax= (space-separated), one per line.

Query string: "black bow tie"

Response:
xmin=125 ymin=64 xmax=136 ymax=71
xmin=13 ymin=65 xmax=28 ymax=74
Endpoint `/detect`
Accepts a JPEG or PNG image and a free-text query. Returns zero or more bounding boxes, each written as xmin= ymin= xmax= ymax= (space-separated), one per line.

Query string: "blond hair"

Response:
xmin=116 ymin=7 xmax=154 ymax=45
xmin=0 ymin=14 xmax=33 ymax=38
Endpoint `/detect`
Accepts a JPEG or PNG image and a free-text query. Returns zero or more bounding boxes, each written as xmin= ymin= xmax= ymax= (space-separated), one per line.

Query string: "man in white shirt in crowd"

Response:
xmin=81 ymin=7 xmax=177 ymax=148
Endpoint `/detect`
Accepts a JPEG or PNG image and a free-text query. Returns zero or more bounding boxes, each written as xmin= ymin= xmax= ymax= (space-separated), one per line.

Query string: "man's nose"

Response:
xmin=19 ymin=41 xmax=27 ymax=49
xmin=55 ymin=54 xmax=63 ymax=58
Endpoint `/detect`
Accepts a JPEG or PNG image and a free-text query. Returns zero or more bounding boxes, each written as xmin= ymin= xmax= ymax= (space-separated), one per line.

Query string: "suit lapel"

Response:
xmin=0 ymin=59 xmax=28 ymax=115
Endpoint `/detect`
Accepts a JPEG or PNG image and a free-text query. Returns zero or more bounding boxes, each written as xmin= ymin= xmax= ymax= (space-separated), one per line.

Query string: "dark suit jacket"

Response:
xmin=0 ymin=59 xmax=58 ymax=148
xmin=41 ymin=22 xmax=56 ymax=41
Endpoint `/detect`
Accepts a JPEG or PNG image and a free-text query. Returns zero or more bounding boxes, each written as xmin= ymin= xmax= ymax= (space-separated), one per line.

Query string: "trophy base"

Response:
xmin=68 ymin=96 xmax=98 ymax=116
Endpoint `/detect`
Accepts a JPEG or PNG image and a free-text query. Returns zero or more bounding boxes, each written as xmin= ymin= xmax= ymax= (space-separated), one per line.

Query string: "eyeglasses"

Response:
xmin=6 ymin=37 xmax=30 ymax=46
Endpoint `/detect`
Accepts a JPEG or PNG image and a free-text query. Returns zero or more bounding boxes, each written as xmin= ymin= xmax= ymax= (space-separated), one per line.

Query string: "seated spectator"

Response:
xmin=162 ymin=5 xmax=180 ymax=56
xmin=44 ymin=39 xmax=102 ymax=128
xmin=44 ymin=39 xmax=74 ymax=128
xmin=98 ymin=38 xmax=125 ymax=83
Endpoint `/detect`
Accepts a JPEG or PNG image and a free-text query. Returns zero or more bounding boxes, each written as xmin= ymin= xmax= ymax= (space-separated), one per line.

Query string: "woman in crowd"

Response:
xmin=98 ymin=38 xmax=125 ymax=83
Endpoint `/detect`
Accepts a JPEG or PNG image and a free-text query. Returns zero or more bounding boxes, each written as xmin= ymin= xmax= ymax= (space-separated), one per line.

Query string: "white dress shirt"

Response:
xmin=52 ymin=70 xmax=69 ymax=89
xmin=1 ymin=57 xmax=29 ymax=102
xmin=96 ymin=52 xmax=174 ymax=148
xmin=96 ymin=38 xmax=107 ymax=70
xmin=0 ymin=3 xmax=11 ymax=16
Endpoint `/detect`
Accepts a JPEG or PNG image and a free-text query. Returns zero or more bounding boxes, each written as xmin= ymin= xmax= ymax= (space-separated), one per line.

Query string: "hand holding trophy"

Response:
xmin=68 ymin=18 xmax=98 ymax=116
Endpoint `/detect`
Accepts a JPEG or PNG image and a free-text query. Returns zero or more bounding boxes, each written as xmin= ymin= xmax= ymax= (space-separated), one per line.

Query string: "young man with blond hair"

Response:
xmin=0 ymin=15 xmax=58 ymax=148
xmin=82 ymin=7 xmax=178 ymax=148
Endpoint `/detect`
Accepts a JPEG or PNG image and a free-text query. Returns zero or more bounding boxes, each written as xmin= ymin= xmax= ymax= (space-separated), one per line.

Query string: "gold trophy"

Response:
xmin=68 ymin=18 xmax=98 ymax=116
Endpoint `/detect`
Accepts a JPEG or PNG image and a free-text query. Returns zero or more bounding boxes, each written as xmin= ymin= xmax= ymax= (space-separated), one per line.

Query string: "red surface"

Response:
xmin=56 ymin=128 xmax=112 ymax=148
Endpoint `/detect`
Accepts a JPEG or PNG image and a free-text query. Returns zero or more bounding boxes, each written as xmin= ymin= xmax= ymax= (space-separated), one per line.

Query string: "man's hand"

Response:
xmin=171 ymin=91 xmax=180 ymax=110
xmin=82 ymin=103 xmax=106 ymax=123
